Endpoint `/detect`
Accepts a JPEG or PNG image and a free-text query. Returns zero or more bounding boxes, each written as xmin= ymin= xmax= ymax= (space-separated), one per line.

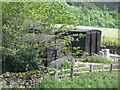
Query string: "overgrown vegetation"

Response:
xmin=60 ymin=61 xmax=72 ymax=69
xmin=1 ymin=1 xmax=119 ymax=88
xmin=33 ymin=71 xmax=119 ymax=88
xmin=80 ymin=56 xmax=113 ymax=64
xmin=65 ymin=2 xmax=119 ymax=29
xmin=2 ymin=2 xmax=83 ymax=73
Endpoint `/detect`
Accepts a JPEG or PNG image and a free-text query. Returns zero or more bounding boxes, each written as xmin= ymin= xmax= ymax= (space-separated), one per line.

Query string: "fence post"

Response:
xmin=110 ymin=64 xmax=113 ymax=72
xmin=90 ymin=65 xmax=93 ymax=72
xmin=55 ymin=70 xmax=58 ymax=79
xmin=71 ymin=59 xmax=75 ymax=78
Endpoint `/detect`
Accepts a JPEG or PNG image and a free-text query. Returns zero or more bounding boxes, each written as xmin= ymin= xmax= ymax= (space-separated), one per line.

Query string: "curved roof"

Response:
xmin=22 ymin=34 xmax=55 ymax=42
xmin=68 ymin=29 xmax=101 ymax=33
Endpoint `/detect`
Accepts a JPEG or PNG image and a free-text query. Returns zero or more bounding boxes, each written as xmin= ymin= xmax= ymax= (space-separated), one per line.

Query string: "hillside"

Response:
xmin=60 ymin=2 xmax=119 ymax=29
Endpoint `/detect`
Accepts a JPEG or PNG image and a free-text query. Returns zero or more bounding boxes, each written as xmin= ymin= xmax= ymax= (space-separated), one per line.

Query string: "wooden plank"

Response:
xmin=90 ymin=65 xmax=93 ymax=72
xmin=55 ymin=70 xmax=59 ymax=79
xmin=96 ymin=31 xmax=101 ymax=54
xmin=57 ymin=69 xmax=120 ymax=78
xmin=74 ymin=71 xmax=90 ymax=74
xmin=73 ymin=69 xmax=120 ymax=74
xmin=74 ymin=66 xmax=89 ymax=70
xmin=61 ymin=69 xmax=71 ymax=72
xmin=84 ymin=32 xmax=91 ymax=55
xmin=70 ymin=59 xmax=75 ymax=78
xmin=58 ymin=74 xmax=71 ymax=77
xmin=94 ymin=69 xmax=120 ymax=72
xmin=77 ymin=63 xmax=120 ymax=66
xmin=49 ymin=71 xmax=55 ymax=74
xmin=93 ymin=64 xmax=110 ymax=66
xmin=110 ymin=64 xmax=113 ymax=72
xmin=93 ymin=69 xmax=109 ymax=72
xmin=113 ymin=64 xmax=120 ymax=65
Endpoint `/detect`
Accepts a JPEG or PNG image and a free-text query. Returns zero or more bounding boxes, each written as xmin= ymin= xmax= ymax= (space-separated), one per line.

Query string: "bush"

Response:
xmin=82 ymin=56 xmax=113 ymax=64
xmin=2 ymin=46 xmax=43 ymax=73
xmin=60 ymin=61 xmax=72 ymax=69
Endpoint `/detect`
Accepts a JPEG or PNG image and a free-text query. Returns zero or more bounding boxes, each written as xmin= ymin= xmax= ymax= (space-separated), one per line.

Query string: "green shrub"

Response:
xmin=60 ymin=61 xmax=72 ymax=69
xmin=82 ymin=56 xmax=113 ymax=64
xmin=2 ymin=46 xmax=44 ymax=73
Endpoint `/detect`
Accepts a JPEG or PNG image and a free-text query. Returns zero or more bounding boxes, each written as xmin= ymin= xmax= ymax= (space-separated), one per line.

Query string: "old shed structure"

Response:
xmin=68 ymin=29 xmax=101 ymax=56
xmin=23 ymin=26 xmax=102 ymax=66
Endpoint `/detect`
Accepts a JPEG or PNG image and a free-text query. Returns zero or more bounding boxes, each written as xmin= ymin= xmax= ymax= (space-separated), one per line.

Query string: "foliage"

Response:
xmin=1 ymin=2 xmax=56 ymax=73
xmin=2 ymin=2 xmax=119 ymax=73
xmin=2 ymin=2 xmax=82 ymax=73
xmin=65 ymin=2 xmax=119 ymax=29
xmin=2 ymin=25 xmax=51 ymax=72
xmin=33 ymin=71 xmax=119 ymax=88
xmin=80 ymin=10 xmax=117 ymax=28
xmin=81 ymin=56 xmax=113 ymax=64
xmin=60 ymin=61 xmax=72 ymax=69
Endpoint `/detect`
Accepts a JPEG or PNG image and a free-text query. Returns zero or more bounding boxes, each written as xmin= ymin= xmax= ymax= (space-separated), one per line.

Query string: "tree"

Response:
xmin=2 ymin=2 xmax=81 ymax=73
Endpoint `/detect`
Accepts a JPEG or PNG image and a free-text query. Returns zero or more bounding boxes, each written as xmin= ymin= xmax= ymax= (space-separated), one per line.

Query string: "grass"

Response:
xmin=33 ymin=71 xmax=119 ymax=88
xmin=0 ymin=85 xmax=2 ymax=90
xmin=0 ymin=84 xmax=9 ymax=89
xmin=80 ymin=56 xmax=114 ymax=64
xmin=76 ymin=25 xmax=119 ymax=45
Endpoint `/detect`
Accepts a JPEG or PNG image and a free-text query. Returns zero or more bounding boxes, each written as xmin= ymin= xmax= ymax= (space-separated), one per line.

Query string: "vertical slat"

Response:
xmin=71 ymin=59 xmax=75 ymax=78
xmin=92 ymin=32 xmax=96 ymax=54
xmin=55 ymin=70 xmax=58 ymax=79
xmin=90 ymin=65 xmax=93 ymax=72
xmin=47 ymin=48 xmax=51 ymax=67
xmin=96 ymin=31 xmax=101 ymax=54
xmin=91 ymin=32 xmax=94 ymax=54
xmin=94 ymin=31 xmax=97 ymax=54
xmin=110 ymin=64 xmax=113 ymax=72
xmin=85 ymin=33 xmax=90 ymax=55
xmin=90 ymin=33 xmax=92 ymax=55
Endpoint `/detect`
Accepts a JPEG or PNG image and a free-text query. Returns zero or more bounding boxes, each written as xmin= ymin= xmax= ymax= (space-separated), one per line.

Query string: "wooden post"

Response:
xmin=71 ymin=64 xmax=74 ymax=78
xmin=110 ymin=64 xmax=113 ymax=72
xmin=71 ymin=59 xmax=75 ymax=78
xmin=55 ymin=70 xmax=58 ymax=79
xmin=90 ymin=65 xmax=93 ymax=72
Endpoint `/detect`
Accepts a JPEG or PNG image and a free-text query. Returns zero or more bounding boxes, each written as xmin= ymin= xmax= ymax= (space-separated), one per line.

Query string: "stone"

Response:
xmin=98 ymin=49 xmax=110 ymax=58
xmin=48 ymin=55 xmax=75 ymax=68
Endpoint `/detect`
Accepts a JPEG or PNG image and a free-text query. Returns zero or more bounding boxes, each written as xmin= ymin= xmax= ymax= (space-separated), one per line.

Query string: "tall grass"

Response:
xmin=81 ymin=56 xmax=113 ymax=64
xmin=33 ymin=71 xmax=119 ymax=88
